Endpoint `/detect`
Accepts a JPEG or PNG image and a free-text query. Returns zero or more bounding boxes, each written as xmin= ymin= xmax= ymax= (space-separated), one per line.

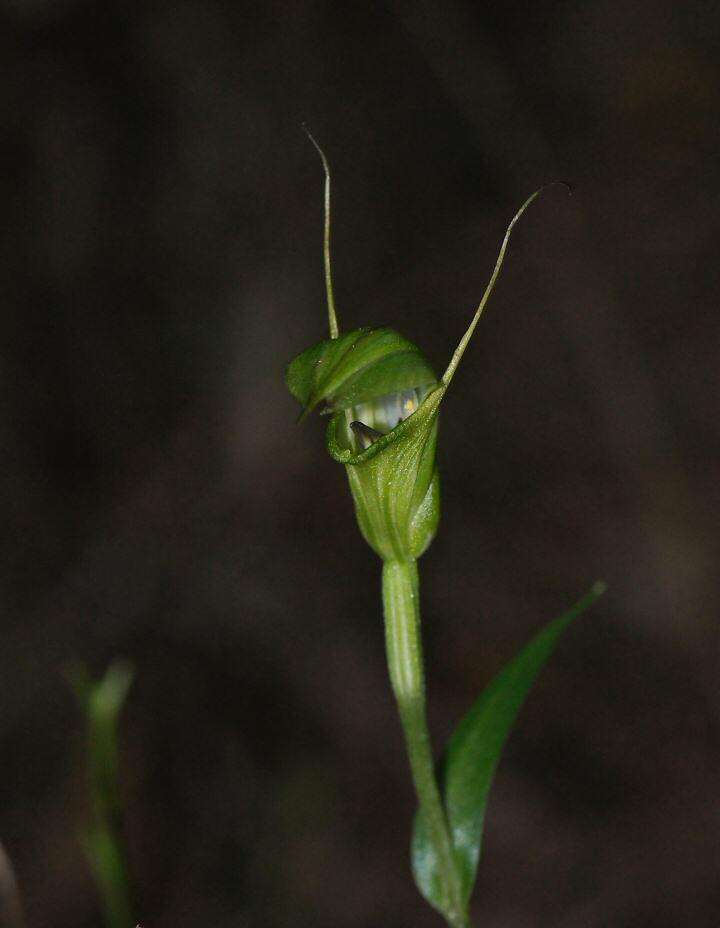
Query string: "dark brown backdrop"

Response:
xmin=1 ymin=1 xmax=719 ymax=926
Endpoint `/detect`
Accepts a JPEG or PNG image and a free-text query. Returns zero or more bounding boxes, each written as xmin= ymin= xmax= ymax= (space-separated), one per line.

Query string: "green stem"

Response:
xmin=382 ymin=559 xmax=468 ymax=928
xmin=72 ymin=661 xmax=135 ymax=928
xmin=85 ymin=818 xmax=133 ymax=928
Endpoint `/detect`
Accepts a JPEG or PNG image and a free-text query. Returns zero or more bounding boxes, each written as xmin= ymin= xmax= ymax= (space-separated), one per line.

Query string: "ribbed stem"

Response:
xmin=382 ymin=559 xmax=468 ymax=928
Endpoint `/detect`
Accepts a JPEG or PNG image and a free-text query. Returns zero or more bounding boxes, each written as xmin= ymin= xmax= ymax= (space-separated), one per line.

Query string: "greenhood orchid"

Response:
xmin=285 ymin=133 xmax=601 ymax=928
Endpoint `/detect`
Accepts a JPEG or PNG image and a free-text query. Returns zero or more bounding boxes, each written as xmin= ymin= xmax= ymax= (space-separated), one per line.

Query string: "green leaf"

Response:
xmin=412 ymin=583 xmax=606 ymax=911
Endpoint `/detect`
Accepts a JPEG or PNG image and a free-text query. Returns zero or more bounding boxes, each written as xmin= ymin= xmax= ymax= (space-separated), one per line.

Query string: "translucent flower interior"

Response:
xmin=337 ymin=385 xmax=433 ymax=452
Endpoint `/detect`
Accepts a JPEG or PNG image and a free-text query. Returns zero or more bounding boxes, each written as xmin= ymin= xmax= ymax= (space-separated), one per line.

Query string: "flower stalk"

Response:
xmin=383 ymin=559 xmax=468 ymax=928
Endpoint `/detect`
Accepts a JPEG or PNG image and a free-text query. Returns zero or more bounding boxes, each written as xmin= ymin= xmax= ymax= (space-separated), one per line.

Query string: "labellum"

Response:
xmin=349 ymin=382 xmax=429 ymax=450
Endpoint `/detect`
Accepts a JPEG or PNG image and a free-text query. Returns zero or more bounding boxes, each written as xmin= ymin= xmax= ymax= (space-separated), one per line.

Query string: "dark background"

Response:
xmin=1 ymin=1 xmax=719 ymax=926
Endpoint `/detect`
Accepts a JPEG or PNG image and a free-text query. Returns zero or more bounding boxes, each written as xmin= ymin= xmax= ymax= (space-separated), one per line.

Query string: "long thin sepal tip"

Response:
xmin=441 ymin=183 xmax=570 ymax=388
xmin=301 ymin=124 xmax=339 ymax=340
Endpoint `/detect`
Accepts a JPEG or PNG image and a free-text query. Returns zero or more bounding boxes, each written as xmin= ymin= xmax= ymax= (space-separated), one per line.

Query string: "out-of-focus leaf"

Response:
xmin=69 ymin=660 xmax=136 ymax=928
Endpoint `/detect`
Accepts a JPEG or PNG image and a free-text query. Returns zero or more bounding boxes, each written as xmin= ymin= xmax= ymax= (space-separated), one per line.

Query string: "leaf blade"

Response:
xmin=412 ymin=583 xmax=606 ymax=909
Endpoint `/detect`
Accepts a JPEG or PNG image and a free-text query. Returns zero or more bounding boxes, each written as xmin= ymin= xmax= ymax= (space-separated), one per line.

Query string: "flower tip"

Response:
xmin=591 ymin=580 xmax=607 ymax=597
xmin=535 ymin=180 xmax=573 ymax=200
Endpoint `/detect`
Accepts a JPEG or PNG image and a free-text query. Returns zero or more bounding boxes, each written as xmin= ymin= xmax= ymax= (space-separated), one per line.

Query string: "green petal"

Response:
xmin=332 ymin=350 xmax=436 ymax=411
xmin=286 ymin=327 xmax=436 ymax=419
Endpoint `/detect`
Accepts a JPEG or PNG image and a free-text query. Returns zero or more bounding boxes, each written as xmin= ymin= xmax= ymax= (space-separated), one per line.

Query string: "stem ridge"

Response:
xmin=382 ymin=559 xmax=468 ymax=927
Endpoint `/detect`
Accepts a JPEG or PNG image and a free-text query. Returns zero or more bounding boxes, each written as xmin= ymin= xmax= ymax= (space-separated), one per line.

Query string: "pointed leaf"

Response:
xmin=412 ymin=583 xmax=605 ymax=910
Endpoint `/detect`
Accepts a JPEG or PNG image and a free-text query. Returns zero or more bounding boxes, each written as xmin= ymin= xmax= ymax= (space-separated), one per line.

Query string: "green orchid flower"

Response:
xmin=286 ymin=134 xmax=602 ymax=928
xmin=287 ymin=324 xmax=440 ymax=561
xmin=287 ymin=131 xmax=554 ymax=564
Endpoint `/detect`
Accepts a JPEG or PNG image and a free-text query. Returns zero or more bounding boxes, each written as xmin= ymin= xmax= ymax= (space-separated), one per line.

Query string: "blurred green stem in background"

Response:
xmin=69 ymin=660 xmax=135 ymax=928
